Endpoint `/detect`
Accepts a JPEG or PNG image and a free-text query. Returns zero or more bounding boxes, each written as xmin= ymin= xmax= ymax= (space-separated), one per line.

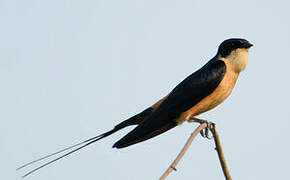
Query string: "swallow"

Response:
xmin=18 ymin=38 xmax=253 ymax=177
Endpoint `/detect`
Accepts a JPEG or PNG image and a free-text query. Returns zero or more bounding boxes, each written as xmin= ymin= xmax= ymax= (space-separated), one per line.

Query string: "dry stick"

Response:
xmin=210 ymin=124 xmax=232 ymax=180
xmin=159 ymin=123 xmax=208 ymax=180
xmin=160 ymin=119 xmax=232 ymax=180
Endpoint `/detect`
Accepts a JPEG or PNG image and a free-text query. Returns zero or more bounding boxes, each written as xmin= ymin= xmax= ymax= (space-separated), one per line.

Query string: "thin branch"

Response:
xmin=160 ymin=117 xmax=232 ymax=180
xmin=210 ymin=124 xmax=232 ymax=180
xmin=159 ymin=123 xmax=208 ymax=180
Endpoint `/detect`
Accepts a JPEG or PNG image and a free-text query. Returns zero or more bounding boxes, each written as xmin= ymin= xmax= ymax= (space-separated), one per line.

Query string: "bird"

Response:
xmin=18 ymin=38 xmax=253 ymax=177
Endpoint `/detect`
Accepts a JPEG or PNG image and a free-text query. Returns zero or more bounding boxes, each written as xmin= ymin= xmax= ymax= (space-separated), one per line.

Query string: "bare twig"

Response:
xmin=159 ymin=123 xmax=208 ymax=180
xmin=210 ymin=124 xmax=232 ymax=180
xmin=160 ymin=117 xmax=232 ymax=180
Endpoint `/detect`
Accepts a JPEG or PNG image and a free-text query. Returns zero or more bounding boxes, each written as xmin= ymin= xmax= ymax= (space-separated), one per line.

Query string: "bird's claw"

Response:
xmin=199 ymin=120 xmax=213 ymax=139
xmin=187 ymin=117 xmax=214 ymax=139
xmin=200 ymin=126 xmax=213 ymax=139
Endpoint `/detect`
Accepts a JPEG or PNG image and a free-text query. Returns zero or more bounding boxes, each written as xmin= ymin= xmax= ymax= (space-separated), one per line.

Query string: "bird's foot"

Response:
xmin=187 ymin=117 xmax=214 ymax=139
xmin=200 ymin=126 xmax=213 ymax=139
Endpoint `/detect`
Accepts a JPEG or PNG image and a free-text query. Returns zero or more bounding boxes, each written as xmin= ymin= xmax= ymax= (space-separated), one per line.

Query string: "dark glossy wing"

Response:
xmin=113 ymin=58 xmax=226 ymax=148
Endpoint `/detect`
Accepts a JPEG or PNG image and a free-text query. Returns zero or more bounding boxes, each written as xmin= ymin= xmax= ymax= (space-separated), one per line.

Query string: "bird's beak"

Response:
xmin=242 ymin=42 xmax=253 ymax=48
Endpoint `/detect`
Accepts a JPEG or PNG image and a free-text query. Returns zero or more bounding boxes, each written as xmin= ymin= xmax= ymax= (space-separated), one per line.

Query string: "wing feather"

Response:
xmin=113 ymin=58 xmax=226 ymax=148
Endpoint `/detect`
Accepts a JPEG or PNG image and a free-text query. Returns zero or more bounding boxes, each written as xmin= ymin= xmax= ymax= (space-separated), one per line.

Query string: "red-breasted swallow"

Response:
xmin=18 ymin=38 xmax=253 ymax=177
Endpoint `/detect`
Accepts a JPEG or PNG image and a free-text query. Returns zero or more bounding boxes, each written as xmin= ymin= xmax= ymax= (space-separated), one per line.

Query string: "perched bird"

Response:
xmin=18 ymin=38 xmax=253 ymax=177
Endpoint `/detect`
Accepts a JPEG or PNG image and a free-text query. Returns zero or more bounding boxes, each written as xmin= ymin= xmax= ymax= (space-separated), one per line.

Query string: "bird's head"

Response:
xmin=217 ymin=38 xmax=253 ymax=58
xmin=217 ymin=38 xmax=253 ymax=72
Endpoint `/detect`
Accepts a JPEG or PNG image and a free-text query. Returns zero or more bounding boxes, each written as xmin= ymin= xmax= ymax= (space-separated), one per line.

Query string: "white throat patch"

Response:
xmin=220 ymin=48 xmax=250 ymax=73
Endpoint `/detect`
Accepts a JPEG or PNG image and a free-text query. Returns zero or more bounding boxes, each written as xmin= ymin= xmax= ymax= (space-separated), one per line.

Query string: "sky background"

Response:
xmin=1 ymin=0 xmax=290 ymax=179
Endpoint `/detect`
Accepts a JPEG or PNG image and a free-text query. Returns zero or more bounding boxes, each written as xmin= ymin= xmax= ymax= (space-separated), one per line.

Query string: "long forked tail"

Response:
xmin=17 ymin=129 xmax=115 ymax=178
xmin=17 ymin=107 xmax=153 ymax=178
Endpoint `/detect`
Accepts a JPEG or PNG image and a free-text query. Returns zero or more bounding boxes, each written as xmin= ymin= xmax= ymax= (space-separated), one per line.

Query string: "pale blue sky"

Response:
xmin=1 ymin=0 xmax=289 ymax=179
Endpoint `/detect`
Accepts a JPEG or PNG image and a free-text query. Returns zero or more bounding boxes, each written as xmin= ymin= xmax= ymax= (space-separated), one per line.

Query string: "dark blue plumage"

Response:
xmin=113 ymin=58 xmax=226 ymax=148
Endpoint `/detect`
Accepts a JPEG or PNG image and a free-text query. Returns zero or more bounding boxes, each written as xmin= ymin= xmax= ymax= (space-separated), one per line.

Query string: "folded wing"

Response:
xmin=113 ymin=58 xmax=226 ymax=148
